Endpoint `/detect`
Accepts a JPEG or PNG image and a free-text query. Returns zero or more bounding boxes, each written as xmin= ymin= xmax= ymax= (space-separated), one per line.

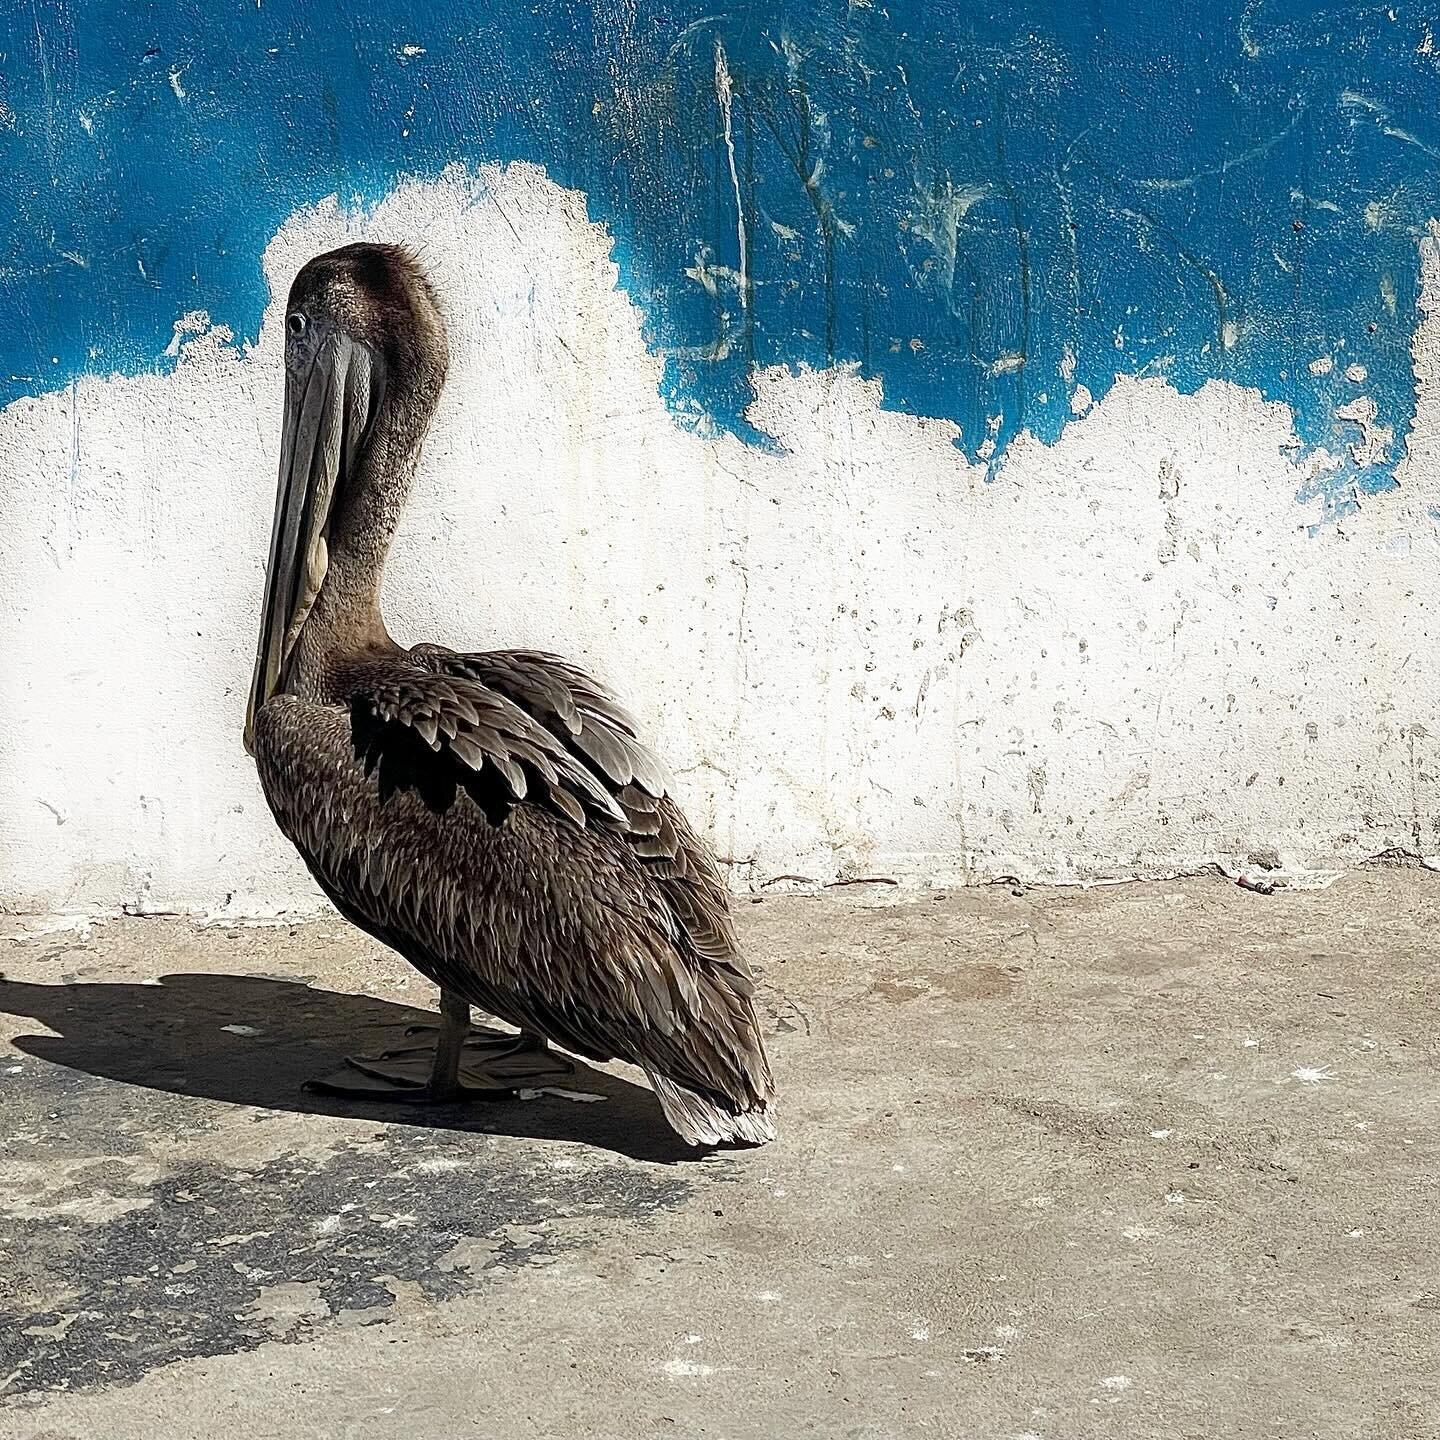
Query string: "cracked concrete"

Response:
xmin=1 ymin=868 xmax=1438 ymax=1438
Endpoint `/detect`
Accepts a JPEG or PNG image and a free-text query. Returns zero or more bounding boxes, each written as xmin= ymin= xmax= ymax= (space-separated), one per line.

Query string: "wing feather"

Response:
xmin=408 ymin=645 xmax=745 ymax=974
xmin=354 ymin=658 xmax=625 ymax=828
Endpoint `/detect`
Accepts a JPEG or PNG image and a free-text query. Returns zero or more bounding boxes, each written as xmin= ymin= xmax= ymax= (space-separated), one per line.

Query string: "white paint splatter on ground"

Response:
xmin=659 ymin=1330 xmax=711 ymax=1376
xmin=663 ymin=1359 xmax=715 ymax=1377
xmin=1291 ymin=1067 xmax=1337 ymax=1084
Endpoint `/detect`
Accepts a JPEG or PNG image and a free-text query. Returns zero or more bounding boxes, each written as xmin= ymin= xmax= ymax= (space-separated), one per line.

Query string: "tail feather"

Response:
xmin=647 ymin=1072 xmax=776 ymax=1147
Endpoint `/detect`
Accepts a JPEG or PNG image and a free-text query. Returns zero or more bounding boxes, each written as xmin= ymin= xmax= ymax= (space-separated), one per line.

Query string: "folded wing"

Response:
xmin=255 ymin=647 xmax=773 ymax=1141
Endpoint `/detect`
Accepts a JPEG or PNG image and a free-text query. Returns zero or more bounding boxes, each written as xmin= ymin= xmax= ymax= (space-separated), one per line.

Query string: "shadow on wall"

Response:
xmin=0 ymin=972 xmax=698 ymax=1164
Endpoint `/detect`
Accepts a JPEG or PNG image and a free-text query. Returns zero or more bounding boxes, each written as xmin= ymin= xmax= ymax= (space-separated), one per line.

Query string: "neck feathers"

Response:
xmin=300 ymin=354 xmax=444 ymax=667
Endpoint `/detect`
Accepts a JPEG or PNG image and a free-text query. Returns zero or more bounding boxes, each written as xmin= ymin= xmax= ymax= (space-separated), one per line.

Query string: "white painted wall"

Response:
xmin=3 ymin=163 xmax=1439 ymax=916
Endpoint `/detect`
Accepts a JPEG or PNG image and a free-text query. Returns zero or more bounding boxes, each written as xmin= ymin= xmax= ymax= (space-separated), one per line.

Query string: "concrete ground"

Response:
xmin=1 ymin=868 xmax=1437 ymax=1440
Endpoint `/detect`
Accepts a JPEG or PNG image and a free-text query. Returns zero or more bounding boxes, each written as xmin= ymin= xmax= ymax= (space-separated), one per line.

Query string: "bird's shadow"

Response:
xmin=0 ymin=972 xmax=699 ymax=1164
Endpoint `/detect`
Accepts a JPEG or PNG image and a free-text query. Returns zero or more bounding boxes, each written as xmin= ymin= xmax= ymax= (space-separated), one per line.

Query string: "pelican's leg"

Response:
xmin=308 ymin=988 xmax=576 ymax=1102
xmin=426 ymin=989 xmax=471 ymax=1101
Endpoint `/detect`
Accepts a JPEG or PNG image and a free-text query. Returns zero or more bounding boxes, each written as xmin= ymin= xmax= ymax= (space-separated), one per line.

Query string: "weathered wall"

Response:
xmin=3 ymin=6 xmax=1439 ymax=914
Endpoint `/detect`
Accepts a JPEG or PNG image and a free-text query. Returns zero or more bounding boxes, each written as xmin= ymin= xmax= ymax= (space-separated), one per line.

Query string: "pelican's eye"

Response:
xmin=287 ymin=311 xmax=307 ymax=337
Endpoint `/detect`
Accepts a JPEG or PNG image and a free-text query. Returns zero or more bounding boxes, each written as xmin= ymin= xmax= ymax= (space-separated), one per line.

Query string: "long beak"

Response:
xmin=244 ymin=327 xmax=379 ymax=753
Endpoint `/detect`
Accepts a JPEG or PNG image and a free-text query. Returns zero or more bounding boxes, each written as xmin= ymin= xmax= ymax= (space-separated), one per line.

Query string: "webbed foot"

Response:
xmin=305 ymin=990 xmax=574 ymax=1103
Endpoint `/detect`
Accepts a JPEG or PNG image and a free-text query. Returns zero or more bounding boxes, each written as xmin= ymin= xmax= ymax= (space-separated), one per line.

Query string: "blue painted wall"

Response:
xmin=4 ymin=2 xmax=1437 ymax=501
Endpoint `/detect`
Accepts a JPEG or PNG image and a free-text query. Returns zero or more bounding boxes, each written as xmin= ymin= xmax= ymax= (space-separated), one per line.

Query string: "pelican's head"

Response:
xmin=244 ymin=243 xmax=449 ymax=753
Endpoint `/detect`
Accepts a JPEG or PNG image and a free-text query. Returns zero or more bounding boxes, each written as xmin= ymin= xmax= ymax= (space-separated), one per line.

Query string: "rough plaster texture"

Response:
xmin=3 ymin=165 xmax=1440 ymax=914
xmin=1 ymin=870 xmax=1438 ymax=1436
xmin=8 ymin=2 xmax=1435 ymax=498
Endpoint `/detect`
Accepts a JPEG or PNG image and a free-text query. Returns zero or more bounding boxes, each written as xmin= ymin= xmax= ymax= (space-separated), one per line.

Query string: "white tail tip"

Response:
xmin=647 ymin=1072 xmax=777 ymax=1147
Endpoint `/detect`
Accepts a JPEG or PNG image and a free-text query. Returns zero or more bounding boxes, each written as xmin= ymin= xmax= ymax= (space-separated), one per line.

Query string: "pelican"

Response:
xmin=243 ymin=243 xmax=775 ymax=1146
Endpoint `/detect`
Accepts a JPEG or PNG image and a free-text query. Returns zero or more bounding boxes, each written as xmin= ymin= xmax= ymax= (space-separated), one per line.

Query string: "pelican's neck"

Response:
xmin=293 ymin=366 xmax=440 ymax=684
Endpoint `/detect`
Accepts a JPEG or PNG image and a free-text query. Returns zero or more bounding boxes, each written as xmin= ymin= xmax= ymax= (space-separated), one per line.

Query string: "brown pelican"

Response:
xmin=242 ymin=243 xmax=775 ymax=1146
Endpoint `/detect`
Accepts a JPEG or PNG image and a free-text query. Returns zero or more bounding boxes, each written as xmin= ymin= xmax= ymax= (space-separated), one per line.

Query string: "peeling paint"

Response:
xmin=4 ymin=167 xmax=1440 ymax=905
xmin=2 ymin=2 xmax=1437 ymax=498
